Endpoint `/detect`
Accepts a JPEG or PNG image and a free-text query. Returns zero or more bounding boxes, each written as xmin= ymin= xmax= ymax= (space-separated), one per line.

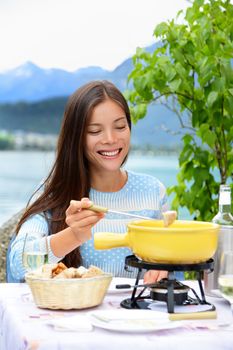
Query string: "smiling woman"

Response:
xmin=8 ymin=80 xmax=168 ymax=284
xmin=85 ymin=99 xmax=131 ymax=191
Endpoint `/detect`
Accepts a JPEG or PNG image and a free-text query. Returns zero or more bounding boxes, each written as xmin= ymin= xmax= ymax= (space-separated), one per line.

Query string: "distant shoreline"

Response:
xmin=0 ymin=130 xmax=181 ymax=155
xmin=0 ymin=147 xmax=180 ymax=156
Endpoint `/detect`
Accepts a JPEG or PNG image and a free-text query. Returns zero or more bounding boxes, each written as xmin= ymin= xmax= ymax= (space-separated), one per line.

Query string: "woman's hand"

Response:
xmin=65 ymin=198 xmax=104 ymax=244
xmin=143 ymin=270 xmax=168 ymax=284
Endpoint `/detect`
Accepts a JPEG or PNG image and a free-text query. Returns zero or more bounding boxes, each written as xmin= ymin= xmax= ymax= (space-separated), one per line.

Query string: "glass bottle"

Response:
xmin=212 ymin=185 xmax=233 ymax=226
xmin=204 ymin=184 xmax=233 ymax=297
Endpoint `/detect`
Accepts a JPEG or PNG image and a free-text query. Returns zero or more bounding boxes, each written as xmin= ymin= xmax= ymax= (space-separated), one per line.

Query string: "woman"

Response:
xmin=9 ymin=80 xmax=168 ymax=283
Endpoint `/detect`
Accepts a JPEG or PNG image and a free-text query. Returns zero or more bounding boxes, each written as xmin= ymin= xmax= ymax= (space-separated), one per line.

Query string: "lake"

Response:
xmin=0 ymin=150 xmax=190 ymax=225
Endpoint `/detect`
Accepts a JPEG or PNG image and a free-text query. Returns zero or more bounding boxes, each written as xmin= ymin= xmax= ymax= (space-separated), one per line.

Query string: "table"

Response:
xmin=0 ymin=280 xmax=233 ymax=350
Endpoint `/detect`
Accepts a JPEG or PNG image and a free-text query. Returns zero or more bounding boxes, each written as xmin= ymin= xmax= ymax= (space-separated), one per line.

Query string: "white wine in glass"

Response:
xmin=23 ymin=251 xmax=48 ymax=271
xmin=218 ymin=251 xmax=233 ymax=311
xmin=22 ymin=233 xmax=49 ymax=272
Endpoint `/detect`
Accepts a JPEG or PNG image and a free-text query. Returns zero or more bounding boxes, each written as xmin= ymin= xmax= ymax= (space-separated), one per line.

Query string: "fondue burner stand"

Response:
xmin=121 ymin=255 xmax=215 ymax=313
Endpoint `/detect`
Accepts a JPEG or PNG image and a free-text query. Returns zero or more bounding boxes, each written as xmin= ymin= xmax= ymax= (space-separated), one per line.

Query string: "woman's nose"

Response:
xmin=102 ymin=130 xmax=117 ymax=143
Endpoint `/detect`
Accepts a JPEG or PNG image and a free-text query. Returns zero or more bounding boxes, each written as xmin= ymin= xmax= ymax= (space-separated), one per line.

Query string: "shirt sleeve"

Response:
xmin=9 ymin=213 xmax=64 ymax=281
xmin=158 ymin=180 xmax=169 ymax=212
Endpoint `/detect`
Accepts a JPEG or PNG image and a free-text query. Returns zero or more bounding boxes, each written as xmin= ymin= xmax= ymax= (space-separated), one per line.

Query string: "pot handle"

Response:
xmin=94 ymin=232 xmax=128 ymax=250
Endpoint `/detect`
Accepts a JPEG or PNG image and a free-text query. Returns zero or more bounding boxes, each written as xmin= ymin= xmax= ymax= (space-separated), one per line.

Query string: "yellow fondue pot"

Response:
xmin=94 ymin=220 xmax=220 ymax=264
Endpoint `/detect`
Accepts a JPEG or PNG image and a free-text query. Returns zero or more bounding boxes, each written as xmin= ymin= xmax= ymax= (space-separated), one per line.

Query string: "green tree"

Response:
xmin=126 ymin=0 xmax=233 ymax=221
xmin=0 ymin=132 xmax=14 ymax=150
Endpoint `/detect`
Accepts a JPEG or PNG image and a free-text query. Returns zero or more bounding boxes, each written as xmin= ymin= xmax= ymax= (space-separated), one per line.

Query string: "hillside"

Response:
xmin=0 ymin=97 xmax=67 ymax=134
xmin=0 ymin=97 xmax=182 ymax=147
xmin=0 ymin=43 xmax=158 ymax=103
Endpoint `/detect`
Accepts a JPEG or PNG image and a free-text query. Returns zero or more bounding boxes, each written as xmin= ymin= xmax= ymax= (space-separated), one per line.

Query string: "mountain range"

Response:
xmin=0 ymin=55 xmax=136 ymax=103
xmin=0 ymin=44 xmax=183 ymax=147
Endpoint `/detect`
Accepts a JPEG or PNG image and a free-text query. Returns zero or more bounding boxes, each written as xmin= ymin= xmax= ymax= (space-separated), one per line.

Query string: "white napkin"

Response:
xmin=47 ymin=315 xmax=93 ymax=332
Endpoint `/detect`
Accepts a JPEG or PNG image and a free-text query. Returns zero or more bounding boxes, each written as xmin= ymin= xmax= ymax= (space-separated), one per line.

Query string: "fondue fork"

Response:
xmin=89 ymin=204 xmax=154 ymax=220
xmin=89 ymin=204 xmax=177 ymax=226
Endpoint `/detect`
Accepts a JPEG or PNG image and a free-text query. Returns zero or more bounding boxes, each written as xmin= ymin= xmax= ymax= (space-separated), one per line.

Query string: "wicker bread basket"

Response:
xmin=25 ymin=272 xmax=112 ymax=310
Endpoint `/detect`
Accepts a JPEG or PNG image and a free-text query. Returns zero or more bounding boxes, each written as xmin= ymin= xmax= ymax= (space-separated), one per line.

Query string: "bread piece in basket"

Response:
xmin=53 ymin=267 xmax=77 ymax=279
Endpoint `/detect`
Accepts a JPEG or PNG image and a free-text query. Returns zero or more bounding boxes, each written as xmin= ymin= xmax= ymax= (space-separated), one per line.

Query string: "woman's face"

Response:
xmin=85 ymin=98 xmax=131 ymax=174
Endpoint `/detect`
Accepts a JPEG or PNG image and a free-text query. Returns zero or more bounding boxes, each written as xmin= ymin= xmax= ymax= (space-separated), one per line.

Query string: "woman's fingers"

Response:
xmin=65 ymin=198 xmax=104 ymax=244
xmin=157 ymin=270 xmax=168 ymax=281
xmin=144 ymin=270 xmax=158 ymax=284
xmin=66 ymin=198 xmax=92 ymax=216
xmin=66 ymin=209 xmax=103 ymax=228
xmin=66 ymin=198 xmax=103 ymax=226
xmin=144 ymin=270 xmax=168 ymax=284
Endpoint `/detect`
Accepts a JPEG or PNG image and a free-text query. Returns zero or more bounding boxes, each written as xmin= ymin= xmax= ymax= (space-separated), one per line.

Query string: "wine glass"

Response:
xmin=22 ymin=233 xmax=49 ymax=272
xmin=218 ymin=251 xmax=233 ymax=315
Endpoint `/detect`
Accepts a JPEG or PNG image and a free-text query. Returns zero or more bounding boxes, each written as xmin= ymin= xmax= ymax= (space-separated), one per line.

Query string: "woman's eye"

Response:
xmin=116 ymin=125 xmax=127 ymax=130
xmin=87 ymin=130 xmax=101 ymax=135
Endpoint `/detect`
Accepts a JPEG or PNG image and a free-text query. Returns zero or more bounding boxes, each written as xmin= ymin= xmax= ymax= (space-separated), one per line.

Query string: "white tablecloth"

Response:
xmin=0 ymin=280 xmax=232 ymax=350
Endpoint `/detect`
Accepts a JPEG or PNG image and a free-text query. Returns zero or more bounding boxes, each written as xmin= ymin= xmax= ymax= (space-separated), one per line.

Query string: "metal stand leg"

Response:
xmin=131 ymin=268 xmax=143 ymax=302
xmin=197 ymin=271 xmax=207 ymax=303
xmin=167 ymin=272 xmax=175 ymax=313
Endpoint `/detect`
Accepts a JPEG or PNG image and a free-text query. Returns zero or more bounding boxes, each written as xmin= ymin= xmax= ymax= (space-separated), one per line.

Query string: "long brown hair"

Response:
xmin=16 ymin=80 xmax=131 ymax=267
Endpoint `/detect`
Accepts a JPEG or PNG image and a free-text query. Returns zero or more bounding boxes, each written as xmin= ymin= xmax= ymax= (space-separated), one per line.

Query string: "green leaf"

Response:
xmin=131 ymin=103 xmax=147 ymax=123
xmin=229 ymin=88 xmax=233 ymax=97
xmin=185 ymin=7 xmax=196 ymax=24
xmin=225 ymin=94 xmax=233 ymax=115
xmin=194 ymin=0 xmax=204 ymax=7
xmin=207 ymin=91 xmax=218 ymax=107
xmin=196 ymin=124 xmax=216 ymax=148
xmin=169 ymin=79 xmax=182 ymax=91
xmin=165 ymin=66 xmax=177 ymax=82
xmin=135 ymin=47 xmax=145 ymax=56
xmin=154 ymin=22 xmax=168 ymax=37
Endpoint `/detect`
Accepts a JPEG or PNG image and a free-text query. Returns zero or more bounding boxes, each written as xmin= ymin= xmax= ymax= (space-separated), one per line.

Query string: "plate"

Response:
xmin=88 ymin=309 xmax=183 ymax=332
xmin=108 ymin=278 xmax=144 ymax=294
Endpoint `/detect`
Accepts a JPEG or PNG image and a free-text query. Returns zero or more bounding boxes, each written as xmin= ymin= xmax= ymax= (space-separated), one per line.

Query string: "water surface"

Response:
xmin=0 ymin=151 xmax=189 ymax=225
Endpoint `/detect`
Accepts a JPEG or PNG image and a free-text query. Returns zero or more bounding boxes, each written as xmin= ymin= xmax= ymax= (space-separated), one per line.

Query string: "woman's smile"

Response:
xmin=97 ymin=148 xmax=122 ymax=158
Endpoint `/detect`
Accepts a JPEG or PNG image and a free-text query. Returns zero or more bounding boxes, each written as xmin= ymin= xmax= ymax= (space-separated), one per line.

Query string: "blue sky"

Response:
xmin=0 ymin=0 xmax=190 ymax=72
